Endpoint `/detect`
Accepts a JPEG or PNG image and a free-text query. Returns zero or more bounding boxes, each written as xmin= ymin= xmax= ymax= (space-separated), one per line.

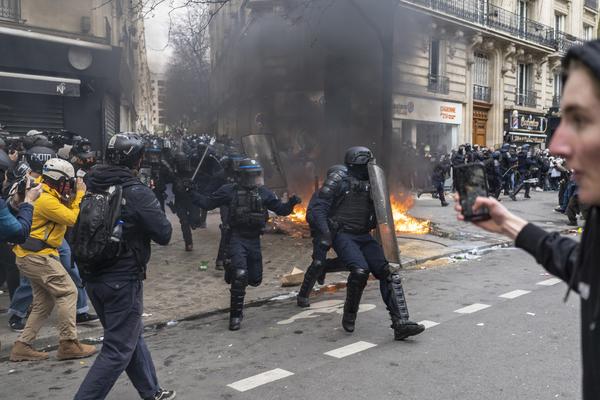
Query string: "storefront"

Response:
xmin=503 ymin=109 xmax=548 ymax=147
xmin=0 ymin=30 xmax=122 ymax=150
xmin=392 ymin=95 xmax=463 ymax=153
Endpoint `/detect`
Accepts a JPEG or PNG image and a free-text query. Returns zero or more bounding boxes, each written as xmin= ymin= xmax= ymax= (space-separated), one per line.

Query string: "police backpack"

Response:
xmin=71 ymin=185 xmax=123 ymax=273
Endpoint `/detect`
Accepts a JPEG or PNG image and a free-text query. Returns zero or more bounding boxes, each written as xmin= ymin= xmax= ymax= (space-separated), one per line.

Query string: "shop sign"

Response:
xmin=505 ymin=110 xmax=547 ymax=133
xmin=393 ymin=95 xmax=463 ymax=125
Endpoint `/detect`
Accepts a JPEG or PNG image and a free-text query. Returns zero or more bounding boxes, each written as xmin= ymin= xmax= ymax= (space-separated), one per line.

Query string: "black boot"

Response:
xmin=224 ymin=259 xmax=232 ymax=284
xmin=229 ymin=269 xmax=247 ymax=331
xmin=439 ymin=190 xmax=449 ymax=207
xmin=342 ymin=269 xmax=369 ymax=333
xmin=297 ymin=260 xmax=324 ymax=308
xmin=381 ymin=266 xmax=425 ymax=340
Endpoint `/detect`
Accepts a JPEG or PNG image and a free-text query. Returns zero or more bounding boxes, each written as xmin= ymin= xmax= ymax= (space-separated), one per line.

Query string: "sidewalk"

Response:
xmin=0 ymin=191 xmax=577 ymax=357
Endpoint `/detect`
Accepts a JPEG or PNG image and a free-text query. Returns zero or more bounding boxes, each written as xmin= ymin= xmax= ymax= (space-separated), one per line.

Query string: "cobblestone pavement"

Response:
xmin=0 ymin=190 xmax=577 ymax=354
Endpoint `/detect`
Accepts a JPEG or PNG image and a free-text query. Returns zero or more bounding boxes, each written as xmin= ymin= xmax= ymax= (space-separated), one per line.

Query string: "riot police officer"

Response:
xmin=190 ymin=159 xmax=301 ymax=331
xmin=430 ymin=153 xmax=450 ymax=207
xmin=311 ymin=147 xmax=425 ymax=340
xmin=500 ymin=143 xmax=516 ymax=196
xmin=171 ymin=151 xmax=202 ymax=251
xmin=297 ymin=164 xmax=348 ymax=307
xmin=511 ymin=144 xmax=535 ymax=201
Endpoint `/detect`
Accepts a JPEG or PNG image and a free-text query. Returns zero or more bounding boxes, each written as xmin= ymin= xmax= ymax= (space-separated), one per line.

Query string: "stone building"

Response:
xmin=209 ymin=0 xmax=596 ymax=183
xmin=0 ymin=0 xmax=153 ymax=149
xmin=150 ymin=72 xmax=167 ymax=134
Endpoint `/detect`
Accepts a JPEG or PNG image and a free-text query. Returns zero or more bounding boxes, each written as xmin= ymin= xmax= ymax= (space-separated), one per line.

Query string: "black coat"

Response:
xmin=83 ymin=165 xmax=172 ymax=281
xmin=516 ymin=207 xmax=600 ymax=399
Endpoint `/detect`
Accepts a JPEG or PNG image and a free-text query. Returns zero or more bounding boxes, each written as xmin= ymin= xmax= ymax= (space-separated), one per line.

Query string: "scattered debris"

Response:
xmin=280 ymin=267 xmax=305 ymax=287
xmin=270 ymin=292 xmax=297 ymax=301
xmin=166 ymin=320 xmax=178 ymax=327
xmin=8 ymin=369 xmax=16 ymax=374
xmin=85 ymin=336 xmax=104 ymax=344
xmin=476 ymin=323 xmax=485 ymax=326
xmin=142 ymin=313 xmax=153 ymax=318
xmin=527 ymin=312 xmax=536 ymax=316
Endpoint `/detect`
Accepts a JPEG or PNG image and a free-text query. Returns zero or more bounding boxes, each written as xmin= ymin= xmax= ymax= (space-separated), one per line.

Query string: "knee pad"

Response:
xmin=349 ymin=268 xmax=369 ymax=284
xmin=232 ymin=269 xmax=248 ymax=287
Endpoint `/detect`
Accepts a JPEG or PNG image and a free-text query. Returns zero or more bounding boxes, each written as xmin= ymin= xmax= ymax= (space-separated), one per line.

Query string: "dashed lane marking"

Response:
xmin=324 ymin=341 xmax=377 ymax=359
xmin=499 ymin=289 xmax=531 ymax=299
xmin=227 ymin=368 xmax=294 ymax=392
xmin=537 ymin=278 xmax=562 ymax=286
xmin=454 ymin=303 xmax=491 ymax=314
xmin=419 ymin=320 xmax=440 ymax=329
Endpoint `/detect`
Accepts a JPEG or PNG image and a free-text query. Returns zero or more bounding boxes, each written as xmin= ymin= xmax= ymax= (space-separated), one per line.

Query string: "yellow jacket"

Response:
xmin=14 ymin=182 xmax=84 ymax=258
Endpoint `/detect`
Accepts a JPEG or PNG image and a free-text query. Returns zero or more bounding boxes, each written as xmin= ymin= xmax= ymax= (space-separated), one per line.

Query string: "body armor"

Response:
xmin=331 ymin=177 xmax=374 ymax=234
xmin=229 ymin=186 xmax=268 ymax=235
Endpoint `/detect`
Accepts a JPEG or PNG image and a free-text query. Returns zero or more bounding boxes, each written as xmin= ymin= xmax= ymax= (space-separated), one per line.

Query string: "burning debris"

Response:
xmin=268 ymin=193 xmax=430 ymax=237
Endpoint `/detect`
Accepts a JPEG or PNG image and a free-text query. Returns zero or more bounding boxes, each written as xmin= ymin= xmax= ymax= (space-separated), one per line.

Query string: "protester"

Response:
xmin=9 ymin=158 xmax=97 ymax=362
xmin=455 ymin=40 xmax=600 ymax=399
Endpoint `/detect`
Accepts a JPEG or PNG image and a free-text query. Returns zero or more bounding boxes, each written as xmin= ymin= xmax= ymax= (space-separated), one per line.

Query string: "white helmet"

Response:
xmin=42 ymin=158 xmax=75 ymax=182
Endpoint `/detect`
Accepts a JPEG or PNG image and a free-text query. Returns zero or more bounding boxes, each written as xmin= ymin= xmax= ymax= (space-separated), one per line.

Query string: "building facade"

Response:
xmin=209 ymin=0 xmax=596 ymax=183
xmin=150 ymin=73 xmax=167 ymax=134
xmin=0 ymin=0 xmax=153 ymax=150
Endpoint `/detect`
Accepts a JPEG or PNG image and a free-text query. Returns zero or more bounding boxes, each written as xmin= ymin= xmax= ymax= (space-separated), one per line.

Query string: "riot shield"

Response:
xmin=368 ymin=161 xmax=402 ymax=266
xmin=241 ymin=134 xmax=287 ymax=192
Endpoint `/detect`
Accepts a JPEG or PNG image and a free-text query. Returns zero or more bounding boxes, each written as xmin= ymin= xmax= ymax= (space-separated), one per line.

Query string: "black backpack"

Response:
xmin=72 ymin=185 xmax=123 ymax=273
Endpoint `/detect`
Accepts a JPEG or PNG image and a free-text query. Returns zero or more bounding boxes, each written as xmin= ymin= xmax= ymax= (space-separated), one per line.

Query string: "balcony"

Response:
xmin=516 ymin=89 xmax=537 ymax=108
xmin=428 ymin=74 xmax=450 ymax=94
xmin=555 ymin=31 xmax=585 ymax=54
xmin=585 ymin=0 xmax=598 ymax=11
xmin=552 ymin=95 xmax=561 ymax=108
xmin=0 ymin=0 xmax=20 ymax=21
xmin=402 ymin=0 xmax=556 ymax=48
xmin=473 ymin=84 xmax=491 ymax=102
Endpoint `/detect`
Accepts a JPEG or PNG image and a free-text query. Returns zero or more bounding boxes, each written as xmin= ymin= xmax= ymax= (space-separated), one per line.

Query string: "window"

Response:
xmin=518 ymin=0 xmax=528 ymax=31
xmin=554 ymin=13 xmax=565 ymax=34
xmin=584 ymin=25 xmax=594 ymax=41
xmin=429 ymin=39 xmax=441 ymax=78
xmin=473 ymin=53 xmax=489 ymax=87
xmin=517 ymin=63 xmax=535 ymax=107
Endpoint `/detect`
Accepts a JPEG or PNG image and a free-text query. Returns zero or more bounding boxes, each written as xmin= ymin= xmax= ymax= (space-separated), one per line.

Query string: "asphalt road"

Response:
xmin=0 ymin=248 xmax=581 ymax=400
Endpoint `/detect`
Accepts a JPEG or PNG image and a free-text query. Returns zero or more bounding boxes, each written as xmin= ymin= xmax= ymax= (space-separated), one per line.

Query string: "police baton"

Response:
xmin=191 ymin=137 xmax=216 ymax=182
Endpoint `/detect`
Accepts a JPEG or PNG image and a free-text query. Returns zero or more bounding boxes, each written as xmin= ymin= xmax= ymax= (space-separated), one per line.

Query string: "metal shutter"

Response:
xmin=103 ymin=94 xmax=118 ymax=143
xmin=0 ymin=92 xmax=64 ymax=135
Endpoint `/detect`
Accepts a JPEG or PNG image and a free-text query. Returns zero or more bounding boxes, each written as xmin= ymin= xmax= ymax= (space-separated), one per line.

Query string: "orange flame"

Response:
xmin=391 ymin=195 xmax=431 ymax=234
xmin=288 ymin=206 xmax=307 ymax=224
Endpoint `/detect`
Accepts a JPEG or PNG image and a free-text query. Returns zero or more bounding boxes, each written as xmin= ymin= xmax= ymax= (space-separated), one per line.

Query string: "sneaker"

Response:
xmin=10 ymin=341 xmax=49 ymax=362
xmin=76 ymin=313 xmax=100 ymax=325
xmin=145 ymin=389 xmax=176 ymax=400
xmin=56 ymin=339 xmax=97 ymax=361
xmin=8 ymin=315 xmax=25 ymax=332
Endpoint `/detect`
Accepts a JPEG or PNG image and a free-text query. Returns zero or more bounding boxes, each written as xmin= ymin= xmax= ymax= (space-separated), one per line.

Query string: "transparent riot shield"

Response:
xmin=368 ymin=161 xmax=401 ymax=266
xmin=241 ymin=134 xmax=288 ymax=192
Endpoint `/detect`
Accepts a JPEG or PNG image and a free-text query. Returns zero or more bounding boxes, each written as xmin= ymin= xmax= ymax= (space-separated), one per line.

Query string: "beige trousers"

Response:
xmin=15 ymin=254 xmax=78 ymax=344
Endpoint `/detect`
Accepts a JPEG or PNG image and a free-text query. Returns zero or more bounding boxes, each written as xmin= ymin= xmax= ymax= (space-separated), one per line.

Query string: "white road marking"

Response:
xmin=454 ymin=303 xmax=491 ymax=314
xmin=418 ymin=320 xmax=440 ymax=329
xmin=536 ymin=278 xmax=562 ymax=286
xmin=324 ymin=341 xmax=377 ymax=359
xmin=227 ymin=368 xmax=294 ymax=392
xmin=277 ymin=301 xmax=376 ymax=325
xmin=499 ymin=289 xmax=531 ymax=299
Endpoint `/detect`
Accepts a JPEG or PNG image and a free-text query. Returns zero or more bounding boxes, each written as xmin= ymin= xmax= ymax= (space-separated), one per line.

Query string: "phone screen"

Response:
xmin=456 ymin=164 xmax=490 ymax=222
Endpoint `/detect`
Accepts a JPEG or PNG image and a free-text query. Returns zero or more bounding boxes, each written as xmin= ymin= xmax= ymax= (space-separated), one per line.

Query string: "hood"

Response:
xmin=85 ymin=164 xmax=139 ymax=191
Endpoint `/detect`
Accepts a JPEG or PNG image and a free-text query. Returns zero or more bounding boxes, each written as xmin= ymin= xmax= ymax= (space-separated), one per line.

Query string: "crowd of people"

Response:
xmin=403 ymin=141 xmax=584 ymax=226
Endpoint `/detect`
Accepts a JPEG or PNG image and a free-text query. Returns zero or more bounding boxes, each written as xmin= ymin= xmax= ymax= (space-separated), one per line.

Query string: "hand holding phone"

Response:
xmin=454 ymin=163 xmax=491 ymax=222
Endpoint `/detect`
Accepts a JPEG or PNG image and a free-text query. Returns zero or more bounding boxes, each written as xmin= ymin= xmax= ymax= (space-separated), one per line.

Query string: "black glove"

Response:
xmin=319 ymin=231 xmax=332 ymax=249
xmin=289 ymin=195 xmax=302 ymax=206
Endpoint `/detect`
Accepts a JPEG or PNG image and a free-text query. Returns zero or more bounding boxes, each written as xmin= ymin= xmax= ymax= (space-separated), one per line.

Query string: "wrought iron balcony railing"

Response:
xmin=0 ymin=0 xmax=20 ymax=21
xmin=552 ymin=95 xmax=561 ymax=108
xmin=428 ymin=74 xmax=450 ymax=94
xmin=584 ymin=0 xmax=598 ymax=11
xmin=473 ymin=84 xmax=491 ymax=102
xmin=516 ymin=89 xmax=537 ymax=108
xmin=403 ymin=0 xmax=556 ymax=48
xmin=555 ymin=31 xmax=585 ymax=54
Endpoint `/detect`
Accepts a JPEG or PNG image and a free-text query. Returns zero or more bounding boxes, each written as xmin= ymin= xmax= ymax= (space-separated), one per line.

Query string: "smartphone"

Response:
xmin=454 ymin=163 xmax=490 ymax=222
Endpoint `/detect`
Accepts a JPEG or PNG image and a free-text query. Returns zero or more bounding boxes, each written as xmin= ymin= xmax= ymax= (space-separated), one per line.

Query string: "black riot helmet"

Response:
xmin=236 ymin=159 xmax=264 ymax=188
xmin=70 ymin=139 xmax=96 ymax=172
xmin=25 ymin=146 xmax=57 ymax=175
xmin=492 ymin=151 xmax=501 ymax=160
xmin=105 ymin=133 xmax=145 ymax=169
xmin=344 ymin=146 xmax=373 ymax=167
xmin=501 ymin=143 xmax=510 ymax=152
xmin=522 ymin=144 xmax=531 ymax=153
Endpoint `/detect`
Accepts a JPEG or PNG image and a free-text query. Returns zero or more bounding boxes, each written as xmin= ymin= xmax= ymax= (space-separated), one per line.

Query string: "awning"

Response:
xmin=0 ymin=26 xmax=112 ymax=51
xmin=0 ymin=71 xmax=80 ymax=97
xmin=508 ymin=132 xmax=547 ymax=138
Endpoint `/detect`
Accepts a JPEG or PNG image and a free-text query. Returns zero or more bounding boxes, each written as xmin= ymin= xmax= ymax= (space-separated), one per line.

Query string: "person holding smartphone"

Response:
xmin=455 ymin=41 xmax=600 ymax=400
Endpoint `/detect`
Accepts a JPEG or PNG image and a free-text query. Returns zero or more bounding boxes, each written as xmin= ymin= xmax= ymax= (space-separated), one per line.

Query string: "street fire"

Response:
xmin=391 ymin=195 xmax=431 ymax=234
xmin=288 ymin=206 xmax=308 ymax=224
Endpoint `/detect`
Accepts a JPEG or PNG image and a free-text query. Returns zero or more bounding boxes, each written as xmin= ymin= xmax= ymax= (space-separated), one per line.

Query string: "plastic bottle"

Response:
xmin=110 ymin=220 xmax=124 ymax=242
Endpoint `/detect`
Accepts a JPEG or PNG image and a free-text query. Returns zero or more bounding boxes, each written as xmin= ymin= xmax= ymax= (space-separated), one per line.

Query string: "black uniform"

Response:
xmin=311 ymin=147 xmax=425 ymax=340
xmin=191 ymin=182 xmax=298 ymax=330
